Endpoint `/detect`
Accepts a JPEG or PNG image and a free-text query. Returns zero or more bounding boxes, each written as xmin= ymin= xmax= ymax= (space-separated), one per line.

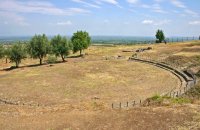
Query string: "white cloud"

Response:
xmin=57 ymin=21 xmax=72 ymax=26
xmin=142 ymin=20 xmax=154 ymax=24
xmin=169 ymin=0 xmax=199 ymax=17
xmin=141 ymin=4 xmax=151 ymax=9
xmin=184 ymin=9 xmax=198 ymax=17
xmin=154 ymin=20 xmax=171 ymax=25
xmin=154 ymin=0 xmax=165 ymax=2
xmin=98 ymin=0 xmax=122 ymax=8
xmin=142 ymin=19 xmax=171 ymax=26
xmin=170 ymin=0 xmax=186 ymax=8
xmin=189 ymin=21 xmax=200 ymax=25
xmin=0 ymin=11 xmax=29 ymax=26
xmin=71 ymin=0 xmax=101 ymax=8
xmin=126 ymin=0 xmax=139 ymax=4
xmin=140 ymin=3 xmax=167 ymax=14
xmin=152 ymin=3 xmax=167 ymax=13
xmin=0 ymin=0 xmax=90 ymax=16
xmin=100 ymin=0 xmax=118 ymax=5
xmin=153 ymin=9 xmax=167 ymax=13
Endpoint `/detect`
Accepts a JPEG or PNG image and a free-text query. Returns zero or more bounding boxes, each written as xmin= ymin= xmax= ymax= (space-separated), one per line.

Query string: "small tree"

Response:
xmin=0 ymin=44 xmax=4 ymax=59
xmin=50 ymin=35 xmax=70 ymax=62
xmin=4 ymin=48 xmax=11 ymax=63
xmin=9 ymin=43 xmax=26 ymax=68
xmin=156 ymin=29 xmax=165 ymax=43
xmin=71 ymin=31 xmax=91 ymax=55
xmin=0 ymin=45 xmax=11 ymax=63
xmin=28 ymin=34 xmax=49 ymax=65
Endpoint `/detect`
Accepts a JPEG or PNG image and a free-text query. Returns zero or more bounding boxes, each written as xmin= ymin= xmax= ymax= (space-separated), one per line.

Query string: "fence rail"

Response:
xmin=93 ymin=36 xmax=200 ymax=44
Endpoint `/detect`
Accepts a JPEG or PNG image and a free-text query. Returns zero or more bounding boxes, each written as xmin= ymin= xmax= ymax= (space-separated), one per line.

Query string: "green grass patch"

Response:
xmin=151 ymin=94 xmax=163 ymax=101
xmin=171 ymin=97 xmax=191 ymax=104
xmin=150 ymin=94 xmax=191 ymax=105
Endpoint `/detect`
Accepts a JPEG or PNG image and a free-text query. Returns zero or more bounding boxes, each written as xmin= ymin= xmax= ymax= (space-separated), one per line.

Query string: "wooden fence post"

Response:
xmin=119 ymin=102 xmax=121 ymax=108
xmin=127 ymin=102 xmax=129 ymax=107
xmin=112 ymin=103 xmax=114 ymax=109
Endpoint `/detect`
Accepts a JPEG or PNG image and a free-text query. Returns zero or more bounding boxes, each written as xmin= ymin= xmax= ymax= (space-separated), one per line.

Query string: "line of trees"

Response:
xmin=0 ymin=31 xmax=91 ymax=68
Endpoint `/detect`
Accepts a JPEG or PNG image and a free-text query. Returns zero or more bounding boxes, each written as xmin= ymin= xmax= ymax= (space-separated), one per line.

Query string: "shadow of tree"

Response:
xmin=1 ymin=60 xmax=68 ymax=71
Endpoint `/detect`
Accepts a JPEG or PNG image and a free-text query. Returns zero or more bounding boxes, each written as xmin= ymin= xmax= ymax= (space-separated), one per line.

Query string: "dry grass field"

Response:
xmin=0 ymin=41 xmax=200 ymax=130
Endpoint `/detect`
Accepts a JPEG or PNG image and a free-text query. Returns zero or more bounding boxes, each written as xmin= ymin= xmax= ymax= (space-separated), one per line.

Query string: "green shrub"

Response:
xmin=151 ymin=94 xmax=161 ymax=100
xmin=150 ymin=94 xmax=191 ymax=105
xmin=171 ymin=97 xmax=191 ymax=104
xmin=47 ymin=55 xmax=57 ymax=64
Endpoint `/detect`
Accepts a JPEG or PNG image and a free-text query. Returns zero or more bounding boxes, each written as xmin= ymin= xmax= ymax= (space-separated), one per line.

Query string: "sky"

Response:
xmin=0 ymin=0 xmax=200 ymax=37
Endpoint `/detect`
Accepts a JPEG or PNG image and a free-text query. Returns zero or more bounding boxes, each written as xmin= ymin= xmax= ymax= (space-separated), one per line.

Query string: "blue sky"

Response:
xmin=0 ymin=0 xmax=200 ymax=36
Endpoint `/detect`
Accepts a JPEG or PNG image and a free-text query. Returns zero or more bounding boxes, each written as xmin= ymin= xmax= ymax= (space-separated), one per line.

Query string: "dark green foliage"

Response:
xmin=47 ymin=55 xmax=57 ymax=64
xmin=156 ymin=29 xmax=165 ymax=43
xmin=71 ymin=31 xmax=91 ymax=55
xmin=9 ymin=43 xmax=26 ymax=68
xmin=28 ymin=34 xmax=49 ymax=65
xmin=4 ymin=47 xmax=11 ymax=63
xmin=0 ymin=44 xmax=4 ymax=59
xmin=50 ymin=35 xmax=70 ymax=62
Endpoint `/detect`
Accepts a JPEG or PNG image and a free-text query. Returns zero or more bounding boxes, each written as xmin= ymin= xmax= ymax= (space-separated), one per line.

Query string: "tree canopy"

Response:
xmin=50 ymin=35 xmax=70 ymax=62
xmin=9 ymin=43 xmax=26 ymax=68
xmin=0 ymin=44 xmax=4 ymax=59
xmin=28 ymin=34 xmax=49 ymax=65
xmin=156 ymin=29 xmax=165 ymax=43
xmin=71 ymin=31 xmax=91 ymax=55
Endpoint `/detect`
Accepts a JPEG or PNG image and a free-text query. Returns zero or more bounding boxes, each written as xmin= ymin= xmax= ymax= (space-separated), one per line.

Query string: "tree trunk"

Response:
xmin=61 ymin=54 xmax=65 ymax=62
xmin=15 ymin=61 xmax=19 ymax=68
xmin=80 ymin=50 xmax=82 ymax=56
xmin=39 ymin=58 xmax=42 ymax=65
xmin=6 ymin=58 xmax=7 ymax=64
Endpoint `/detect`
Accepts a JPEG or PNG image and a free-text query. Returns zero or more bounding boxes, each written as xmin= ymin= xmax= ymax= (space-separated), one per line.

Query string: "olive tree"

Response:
xmin=4 ymin=48 xmax=11 ymax=63
xmin=0 ymin=45 xmax=11 ymax=63
xmin=0 ymin=44 xmax=4 ymax=59
xmin=28 ymin=34 xmax=49 ymax=65
xmin=156 ymin=29 xmax=165 ymax=43
xmin=71 ymin=31 xmax=91 ymax=55
xmin=50 ymin=35 xmax=70 ymax=62
xmin=9 ymin=43 xmax=26 ymax=68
